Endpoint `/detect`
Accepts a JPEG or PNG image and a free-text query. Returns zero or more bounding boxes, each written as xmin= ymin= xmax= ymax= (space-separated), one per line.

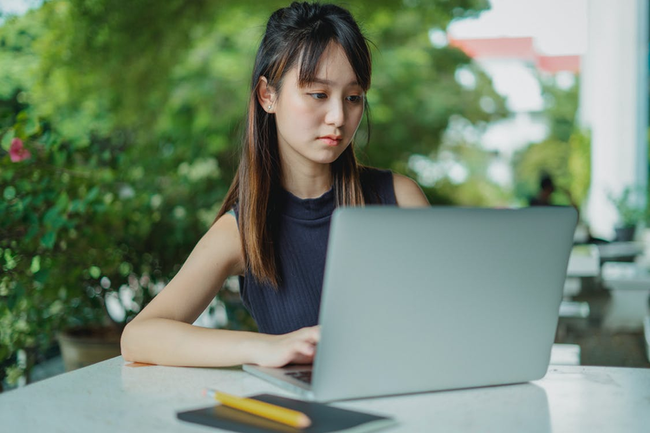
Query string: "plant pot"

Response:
xmin=614 ymin=226 xmax=636 ymax=242
xmin=57 ymin=326 xmax=122 ymax=372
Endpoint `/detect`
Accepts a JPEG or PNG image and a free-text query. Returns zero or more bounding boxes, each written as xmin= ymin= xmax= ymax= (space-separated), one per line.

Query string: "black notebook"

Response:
xmin=176 ymin=393 xmax=397 ymax=433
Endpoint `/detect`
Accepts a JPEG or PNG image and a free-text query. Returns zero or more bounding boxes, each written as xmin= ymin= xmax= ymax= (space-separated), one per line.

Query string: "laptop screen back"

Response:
xmin=312 ymin=206 xmax=577 ymax=401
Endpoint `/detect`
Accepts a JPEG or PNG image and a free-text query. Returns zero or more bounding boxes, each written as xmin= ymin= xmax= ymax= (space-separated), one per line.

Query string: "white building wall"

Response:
xmin=581 ymin=0 xmax=649 ymax=239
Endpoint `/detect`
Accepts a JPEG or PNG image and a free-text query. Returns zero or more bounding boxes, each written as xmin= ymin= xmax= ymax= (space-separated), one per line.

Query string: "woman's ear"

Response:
xmin=257 ymin=77 xmax=276 ymax=113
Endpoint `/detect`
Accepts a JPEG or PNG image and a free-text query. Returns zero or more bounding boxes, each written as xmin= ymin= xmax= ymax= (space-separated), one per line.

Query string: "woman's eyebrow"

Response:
xmin=310 ymin=78 xmax=361 ymax=87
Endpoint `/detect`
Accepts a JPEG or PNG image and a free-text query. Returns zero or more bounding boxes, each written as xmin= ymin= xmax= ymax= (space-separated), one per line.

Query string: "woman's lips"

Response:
xmin=318 ymin=136 xmax=342 ymax=146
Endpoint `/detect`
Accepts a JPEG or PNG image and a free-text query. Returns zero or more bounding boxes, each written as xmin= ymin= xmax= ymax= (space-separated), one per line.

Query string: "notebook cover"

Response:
xmin=176 ymin=393 xmax=396 ymax=433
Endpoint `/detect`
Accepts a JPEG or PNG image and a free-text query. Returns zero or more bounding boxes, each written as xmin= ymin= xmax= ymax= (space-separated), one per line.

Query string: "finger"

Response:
xmin=296 ymin=341 xmax=315 ymax=357
xmin=304 ymin=326 xmax=321 ymax=343
xmin=293 ymin=326 xmax=318 ymax=342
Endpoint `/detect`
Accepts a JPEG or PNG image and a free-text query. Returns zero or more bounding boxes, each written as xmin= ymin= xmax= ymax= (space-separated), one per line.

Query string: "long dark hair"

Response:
xmin=216 ymin=2 xmax=372 ymax=287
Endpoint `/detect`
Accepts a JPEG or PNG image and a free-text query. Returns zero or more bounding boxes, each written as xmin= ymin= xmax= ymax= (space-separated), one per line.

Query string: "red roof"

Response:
xmin=449 ymin=36 xmax=580 ymax=73
xmin=450 ymin=37 xmax=536 ymax=60
xmin=537 ymin=55 xmax=580 ymax=74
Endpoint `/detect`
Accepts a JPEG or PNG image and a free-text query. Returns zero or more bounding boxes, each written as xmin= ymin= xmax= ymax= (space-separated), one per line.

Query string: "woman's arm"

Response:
xmin=393 ymin=173 xmax=430 ymax=207
xmin=120 ymin=213 xmax=319 ymax=368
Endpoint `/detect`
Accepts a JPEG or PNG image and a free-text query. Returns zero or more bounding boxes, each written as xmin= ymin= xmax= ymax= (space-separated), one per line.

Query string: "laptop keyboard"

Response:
xmin=285 ymin=370 xmax=312 ymax=384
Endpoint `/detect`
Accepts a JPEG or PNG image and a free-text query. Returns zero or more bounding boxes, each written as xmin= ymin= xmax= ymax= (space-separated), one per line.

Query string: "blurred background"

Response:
xmin=1 ymin=0 xmax=648 ymax=391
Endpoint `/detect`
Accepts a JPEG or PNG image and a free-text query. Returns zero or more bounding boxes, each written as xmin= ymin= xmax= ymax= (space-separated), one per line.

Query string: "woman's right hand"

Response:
xmin=254 ymin=325 xmax=321 ymax=368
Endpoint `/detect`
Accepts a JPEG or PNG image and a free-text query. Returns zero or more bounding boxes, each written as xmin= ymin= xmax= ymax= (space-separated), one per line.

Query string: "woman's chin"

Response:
xmin=310 ymin=147 xmax=349 ymax=165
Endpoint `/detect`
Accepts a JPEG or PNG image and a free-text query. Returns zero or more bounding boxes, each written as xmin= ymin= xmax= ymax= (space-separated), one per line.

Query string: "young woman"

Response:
xmin=120 ymin=1 xmax=429 ymax=368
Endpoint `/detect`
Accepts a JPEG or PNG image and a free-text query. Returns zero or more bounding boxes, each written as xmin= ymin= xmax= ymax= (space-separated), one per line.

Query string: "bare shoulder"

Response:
xmin=203 ymin=212 xmax=244 ymax=276
xmin=392 ymin=173 xmax=430 ymax=207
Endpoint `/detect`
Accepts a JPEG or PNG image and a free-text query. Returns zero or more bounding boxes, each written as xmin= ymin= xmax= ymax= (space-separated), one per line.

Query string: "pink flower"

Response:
xmin=9 ymin=138 xmax=31 ymax=162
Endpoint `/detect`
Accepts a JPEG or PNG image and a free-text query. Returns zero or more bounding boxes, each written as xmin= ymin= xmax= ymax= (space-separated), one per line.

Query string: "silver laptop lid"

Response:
xmin=312 ymin=206 xmax=577 ymax=401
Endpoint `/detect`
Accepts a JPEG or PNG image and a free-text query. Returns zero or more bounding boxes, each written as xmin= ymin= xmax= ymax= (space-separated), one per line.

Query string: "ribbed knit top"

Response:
xmin=234 ymin=167 xmax=397 ymax=335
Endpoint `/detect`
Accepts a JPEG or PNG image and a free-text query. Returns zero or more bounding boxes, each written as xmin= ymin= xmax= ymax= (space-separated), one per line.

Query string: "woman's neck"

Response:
xmin=282 ymin=164 xmax=332 ymax=199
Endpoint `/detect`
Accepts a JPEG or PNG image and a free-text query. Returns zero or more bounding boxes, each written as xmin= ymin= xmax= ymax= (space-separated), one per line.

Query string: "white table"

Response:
xmin=567 ymin=245 xmax=601 ymax=279
xmin=1 ymin=357 xmax=649 ymax=433
xmin=561 ymin=245 xmax=600 ymax=318
xmin=601 ymin=262 xmax=650 ymax=331
xmin=597 ymin=242 xmax=644 ymax=262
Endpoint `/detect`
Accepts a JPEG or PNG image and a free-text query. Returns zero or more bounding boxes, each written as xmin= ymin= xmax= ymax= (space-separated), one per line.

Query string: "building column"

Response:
xmin=580 ymin=0 xmax=649 ymax=240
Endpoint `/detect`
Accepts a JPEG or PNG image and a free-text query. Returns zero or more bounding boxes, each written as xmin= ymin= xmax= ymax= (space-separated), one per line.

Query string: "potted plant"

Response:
xmin=1 ymin=105 xmax=240 ymax=385
xmin=609 ymin=186 xmax=647 ymax=242
xmin=0 ymin=108 xmax=137 ymax=385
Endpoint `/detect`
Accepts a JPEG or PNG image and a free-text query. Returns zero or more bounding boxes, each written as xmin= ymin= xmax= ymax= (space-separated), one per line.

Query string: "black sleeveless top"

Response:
xmin=234 ymin=168 xmax=397 ymax=334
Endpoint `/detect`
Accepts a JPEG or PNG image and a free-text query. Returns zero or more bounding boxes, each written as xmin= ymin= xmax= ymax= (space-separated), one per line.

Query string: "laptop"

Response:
xmin=243 ymin=206 xmax=577 ymax=402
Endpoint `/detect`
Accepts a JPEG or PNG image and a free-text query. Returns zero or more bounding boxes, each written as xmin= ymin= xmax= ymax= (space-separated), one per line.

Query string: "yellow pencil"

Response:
xmin=203 ymin=388 xmax=312 ymax=429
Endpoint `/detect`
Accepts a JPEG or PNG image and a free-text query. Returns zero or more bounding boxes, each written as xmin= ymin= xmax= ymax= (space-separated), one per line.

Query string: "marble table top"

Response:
xmin=1 ymin=357 xmax=649 ymax=433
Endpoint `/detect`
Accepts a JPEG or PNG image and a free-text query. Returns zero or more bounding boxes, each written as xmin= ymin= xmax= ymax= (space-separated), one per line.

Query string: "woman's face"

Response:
xmin=271 ymin=43 xmax=365 ymax=170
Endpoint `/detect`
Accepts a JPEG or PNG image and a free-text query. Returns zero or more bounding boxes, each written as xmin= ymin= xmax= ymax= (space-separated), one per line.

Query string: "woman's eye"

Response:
xmin=347 ymin=95 xmax=363 ymax=103
xmin=309 ymin=93 xmax=327 ymax=100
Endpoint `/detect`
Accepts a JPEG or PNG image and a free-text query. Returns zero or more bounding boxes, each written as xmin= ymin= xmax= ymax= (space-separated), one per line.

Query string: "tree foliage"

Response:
xmin=1 ymin=0 xmax=504 ymax=386
xmin=512 ymin=76 xmax=590 ymax=209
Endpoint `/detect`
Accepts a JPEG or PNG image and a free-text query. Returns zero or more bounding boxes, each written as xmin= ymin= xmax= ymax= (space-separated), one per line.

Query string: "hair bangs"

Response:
xmin=295 ymin=20 xmax=371 ymax=91
xmin=296 ymin=22 xmax=334 ymax=86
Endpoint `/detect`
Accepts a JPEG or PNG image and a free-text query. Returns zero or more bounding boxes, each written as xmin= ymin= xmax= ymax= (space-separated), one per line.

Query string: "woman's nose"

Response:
xmin=325 ymin=99 xmax=345 ymax=128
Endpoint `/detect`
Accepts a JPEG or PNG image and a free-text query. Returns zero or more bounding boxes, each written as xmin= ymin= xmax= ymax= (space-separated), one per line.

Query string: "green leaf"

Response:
xmin=55 ymin=191 xmax=70 ymax=212
xmin=1 ymin=129 xmax=15 ymax=151
xmin=40 ymin=231 xmax=57 ymax=249
xmin=6 ymin=365 xmax=26 ymax=386
xmin=89 ymin=266 xmax=101 ymax=279
xmin=85 ymin=186 xmax=100 ymax=203
xmin=119 ymin=262 xmax=132 ymax=276
xmin=24 ymin=223 xmax=40 ymax=242
xmin=33 ymin=269 xmax=50 ymax=285
xmin=24 ymin=116 xmax=40 ymax=136
xmin=3 ymin=186 xmax=16 ymax=201
xmin=30 ymin=256 xmax=41 ymax=274
xmin=69 ymin=199 xmax=87 ymax=213
xmin=43 ymin=206 xmax=59 ymax=226
xmin=3 ymin=249 xmax=16 ymax=270
xmin=13 ymin=281 xmax=25 ymax=301
xmin=0 ymin=345 xmax=9 ymax=362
